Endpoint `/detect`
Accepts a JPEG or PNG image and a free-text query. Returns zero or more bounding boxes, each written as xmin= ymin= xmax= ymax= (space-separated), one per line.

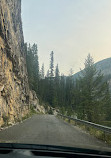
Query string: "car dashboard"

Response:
xmin=0 ymin=143 xmax=111 ymax=158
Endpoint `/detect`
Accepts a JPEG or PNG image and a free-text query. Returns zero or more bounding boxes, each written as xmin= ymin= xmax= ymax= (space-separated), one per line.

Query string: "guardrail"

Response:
xmin=58 ymin=113 xmax=111 ymax=134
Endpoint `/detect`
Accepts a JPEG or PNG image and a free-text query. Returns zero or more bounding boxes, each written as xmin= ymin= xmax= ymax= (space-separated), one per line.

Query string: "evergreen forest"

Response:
xmin=25 ymin=43 xmax=111 ymax=125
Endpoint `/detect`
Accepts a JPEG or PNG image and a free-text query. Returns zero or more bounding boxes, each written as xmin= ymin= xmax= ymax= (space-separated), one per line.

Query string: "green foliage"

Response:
xmin=48 ymin=108 xmax=53 ymax=115
xmin=30 ymin=105 xmax=37 ymax=114
xmin=25 ymin=43 xmax=39 ymax=93
xmin=40 ymin=63 xmax=45 ymax=79
xmin=2 ymin=115 xmax=9 ymax=125
xmin=22 ymin=114 xmax=30 ymax=121
xmin=63 ymin=118 xmax=111 ymax=145
xmin=74 ymin=54 xmax=111 ymax=123
xmin=38 ymin=53 xmax=111 ymax=124
xmin=1 ymin=115 xmax=10 ymax=127
xmin=25 ymin=43 xmax=111 ymax=125
xmin=22 ymin=105 xmax=37 ymax=121
xmin=50 ymin=51 xmax=54 ymax=77
xmin=60 ymin=107 xmax=67 ymax=115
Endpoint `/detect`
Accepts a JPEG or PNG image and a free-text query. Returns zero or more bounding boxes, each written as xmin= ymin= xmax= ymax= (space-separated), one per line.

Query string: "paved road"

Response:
xmin=0 ymin=115 xmax=110 ymax=150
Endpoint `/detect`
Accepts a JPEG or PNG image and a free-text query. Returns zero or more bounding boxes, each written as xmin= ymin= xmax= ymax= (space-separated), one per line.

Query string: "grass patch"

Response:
xmin=58 ymin=115 xmax=111 ymax=145
xmin=22 ymin=113 xmax=30 ymax=121
xmin=102 ymin=121 xmax=111 ymax=127
xmin=1 ymin=115 xmax=10 ymax=127
xmin=22 ymin=105 xmax=37 ymax=121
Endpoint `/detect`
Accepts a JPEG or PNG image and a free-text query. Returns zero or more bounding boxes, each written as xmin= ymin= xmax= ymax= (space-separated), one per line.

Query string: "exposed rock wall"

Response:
xmin=0 ymin=0 xmax=36 ymax=125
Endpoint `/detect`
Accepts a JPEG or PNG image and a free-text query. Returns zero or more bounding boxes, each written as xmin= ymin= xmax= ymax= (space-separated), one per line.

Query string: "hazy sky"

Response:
xmin=21 ymin=0 xmax=111 ymax=75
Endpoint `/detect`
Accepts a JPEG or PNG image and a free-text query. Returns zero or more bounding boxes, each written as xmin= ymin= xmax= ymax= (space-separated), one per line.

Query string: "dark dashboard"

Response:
xmin=0 ymin=143 xmax=111 ymax=158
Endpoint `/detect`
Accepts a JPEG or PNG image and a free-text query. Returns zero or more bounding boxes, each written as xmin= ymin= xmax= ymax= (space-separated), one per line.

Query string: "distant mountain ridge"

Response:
xmin=95 ymin=57 xmax=111 ymax=76
xmin=73 ymin=57 xmax=111 ymax=91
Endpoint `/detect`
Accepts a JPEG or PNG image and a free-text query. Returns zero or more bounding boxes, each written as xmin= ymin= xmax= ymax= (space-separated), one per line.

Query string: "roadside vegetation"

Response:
xmin=24 ymin=42 xmax=111 ymax=143
xmin=22 ymin=105 xmax=37 ymax=121
xmin=1 ymin=106 xmax=38 ymax=128
xmin=60 ymin=116 xmax=111 ymax=145
xmin=25 ymin=43 xmax=111 ymax=126
xmin=1 ymin=115 xmax=10 ymax=127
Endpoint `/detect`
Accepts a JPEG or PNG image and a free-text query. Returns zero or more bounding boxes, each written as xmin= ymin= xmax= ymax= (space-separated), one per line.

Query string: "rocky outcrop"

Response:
xmin=0 ymin=0 xmax=40 ymax=126
xmin=29 ymin=90 xmax=45 ymax=114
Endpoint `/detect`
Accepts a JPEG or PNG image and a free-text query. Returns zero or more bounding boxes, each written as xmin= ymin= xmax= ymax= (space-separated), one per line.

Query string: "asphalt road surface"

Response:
xmin=0 ymin=114 xmax=110 ymax=150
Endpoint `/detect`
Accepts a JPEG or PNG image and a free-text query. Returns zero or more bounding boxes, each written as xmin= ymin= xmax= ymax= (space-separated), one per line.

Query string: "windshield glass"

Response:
xmin=0 ymin=0 xmax=111 ymax=152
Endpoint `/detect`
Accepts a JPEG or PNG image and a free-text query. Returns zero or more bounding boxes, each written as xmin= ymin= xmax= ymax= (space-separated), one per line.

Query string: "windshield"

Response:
xmin=0 ymin=0 xmax=111 ymax=152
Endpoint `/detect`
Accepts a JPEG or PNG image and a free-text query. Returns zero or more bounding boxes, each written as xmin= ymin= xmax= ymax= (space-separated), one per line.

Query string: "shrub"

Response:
xmin=2 ymin=114 xmax=9 ymax=125
xmin=48 ymin=108 xmax=53 ymax=115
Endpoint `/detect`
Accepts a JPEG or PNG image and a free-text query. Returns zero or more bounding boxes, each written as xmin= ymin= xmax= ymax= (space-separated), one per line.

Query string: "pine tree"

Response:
xmin=46 ymin=70 xmax=49 ymax=78
xmin=53 ymin=64 xmax=60 ymax=106
xmin=76 ymin=54 xmax=111 ymax=123
xmin=25 ymin=43 xmax=39 ymax=93
xmin=40 ymin=63 xmax=45 ymax=79
xmin=69 ymin=68 xmax=74 ymax=76
xmin=55 ymin=64 xmax=59 ymax=79
xmin=59 ymin=74 xmax=66 ymax=108
xmin=49 ymin=51 xmax=54 ymax=77
xmin=25 ymin=43 xmax=34 ymax=89
xmin=31 ymin=44 xmax=39 ymax=93
xmin=47 ymin=51 xmax=55 ymax=106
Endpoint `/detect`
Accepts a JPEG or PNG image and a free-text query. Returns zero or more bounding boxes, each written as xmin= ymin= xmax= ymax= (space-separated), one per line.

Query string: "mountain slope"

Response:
xmin=73 ymin=57 xmax=111 ymax=90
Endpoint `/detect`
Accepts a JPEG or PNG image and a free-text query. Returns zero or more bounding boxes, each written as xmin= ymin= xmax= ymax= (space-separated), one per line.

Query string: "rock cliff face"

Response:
xmin=0 ymin=0 xmax=39 ymax=125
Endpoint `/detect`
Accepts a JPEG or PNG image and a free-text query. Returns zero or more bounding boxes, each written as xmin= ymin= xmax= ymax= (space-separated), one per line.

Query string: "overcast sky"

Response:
xmin=21 ymin=0 xmax=111 ymax=75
